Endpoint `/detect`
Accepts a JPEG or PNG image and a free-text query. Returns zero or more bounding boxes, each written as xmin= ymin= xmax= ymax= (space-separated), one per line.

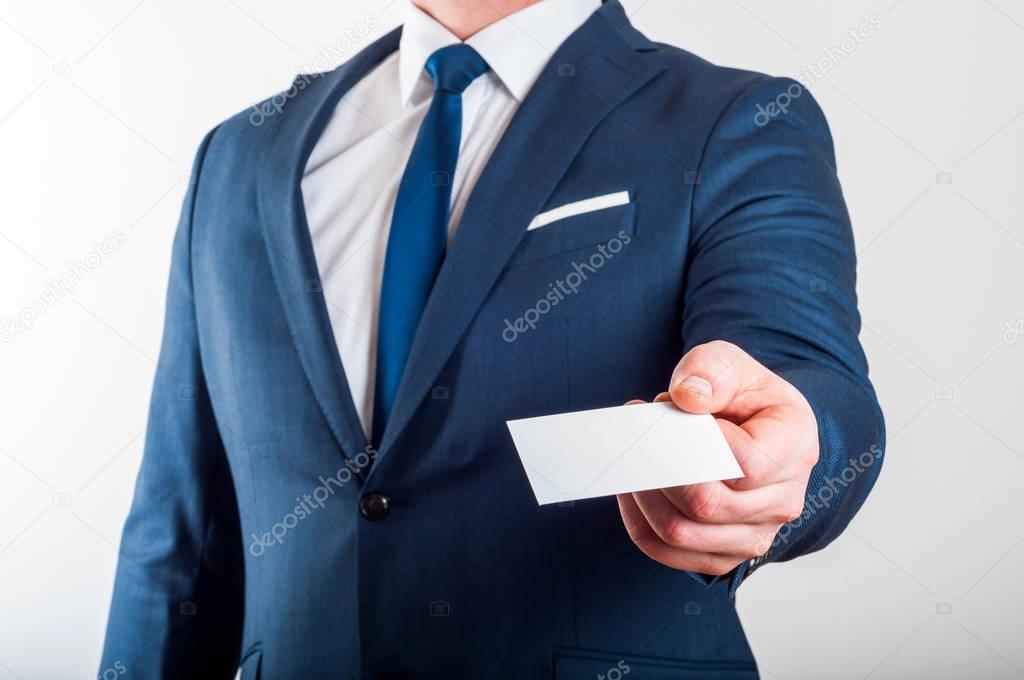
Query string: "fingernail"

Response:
xmin=679 ymin=375 xmax=712 ymax=399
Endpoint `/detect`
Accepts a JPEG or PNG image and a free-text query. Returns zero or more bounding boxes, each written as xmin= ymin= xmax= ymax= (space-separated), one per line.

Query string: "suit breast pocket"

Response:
xmin=507 ymin=200 xmax=637 ymax=268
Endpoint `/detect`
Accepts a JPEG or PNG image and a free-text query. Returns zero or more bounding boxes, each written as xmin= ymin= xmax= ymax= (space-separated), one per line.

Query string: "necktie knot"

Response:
xmin=425 ymin=44 xmax=489 ymax=95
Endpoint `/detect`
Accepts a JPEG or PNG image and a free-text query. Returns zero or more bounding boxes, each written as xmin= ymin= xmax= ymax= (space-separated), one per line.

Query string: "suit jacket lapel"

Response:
xmin=374 ymin=3 xmax=666 ymax=461
xmin=257 ymin=26 xmax=402 ymax=465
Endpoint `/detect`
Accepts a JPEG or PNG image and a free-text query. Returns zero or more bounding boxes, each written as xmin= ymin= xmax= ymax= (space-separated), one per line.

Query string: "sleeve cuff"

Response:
xmin=685 ymin=547 xmax=772 ymax=597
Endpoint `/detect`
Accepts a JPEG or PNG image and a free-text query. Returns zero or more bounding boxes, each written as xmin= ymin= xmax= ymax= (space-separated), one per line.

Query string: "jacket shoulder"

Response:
xmin=639 ymin=41 xmax=832 ymax=147
xmin=650 ymin=41 xmax=775 ymax=109
xmin=200 ymin=81 xmax=303 ymax=166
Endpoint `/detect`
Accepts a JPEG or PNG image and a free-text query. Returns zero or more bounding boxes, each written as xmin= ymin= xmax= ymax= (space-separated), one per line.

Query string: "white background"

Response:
xmin=1 ymin=1 xmax=1022 ymax=678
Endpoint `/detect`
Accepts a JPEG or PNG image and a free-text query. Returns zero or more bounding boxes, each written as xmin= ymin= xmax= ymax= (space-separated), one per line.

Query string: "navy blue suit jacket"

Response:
xmin=101 ymin=2 xmax=884 ymax=678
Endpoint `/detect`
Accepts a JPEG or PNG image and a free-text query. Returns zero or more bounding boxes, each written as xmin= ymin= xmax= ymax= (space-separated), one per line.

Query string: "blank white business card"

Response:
xmin=507 ymin=402 xmax=743 ymax=505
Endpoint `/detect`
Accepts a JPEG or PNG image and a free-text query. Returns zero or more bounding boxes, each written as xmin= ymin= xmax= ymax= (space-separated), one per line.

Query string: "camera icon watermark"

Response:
xmin=934 ymin=385 xmax=954 ymax=401
xmin=179 ymin=385 xmax=197 ymax=401
xmin=936 ymin=602 xmax=953 ymax=615
xmin=179 ymin=602 xmax=197 ymax=616
xmin=431 ymin=386 xmax=449 ymax=400
xmin=52 ymin=62 xmax=72 ymax=78
xmin=557 ymin=63 xmax=575 ymax=77
xmin=430 ymin=170 xmax=449 ymax=186
xmin=53 ymin=493 xmax=72 ymax=509
xmin=429 ymin=600 xmax=450 ymax=617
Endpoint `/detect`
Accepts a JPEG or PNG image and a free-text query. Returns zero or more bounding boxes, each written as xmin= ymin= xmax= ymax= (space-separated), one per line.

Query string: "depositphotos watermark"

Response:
xmin=502 ymin=229 xmax=632 ymax=343
xmin=755 ymin=442 xmax=884 ymax=554
xmin=796 ymin=14 xmax=883 ymax=87
xmin=755 ymin=14 xmax=883 ymax=127
xmin=1 ymin=229 xmax=128 ymax=343
xmin=248 ymin=445 xmax=377 ymax=556
xmin=97 ymin=660 xmax=126 ymax=680
xmin=248 ymin=14 xmax=379 ymax=127
xmin=1003 ymin=319 xmax=1023 ymax=344
xmin=597 ymin=660 xmax=631 ymax=680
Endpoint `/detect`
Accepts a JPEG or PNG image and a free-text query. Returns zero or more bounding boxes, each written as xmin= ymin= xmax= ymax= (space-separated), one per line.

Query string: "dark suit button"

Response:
xmin=360 ymin=492 xmax=390 ymax=520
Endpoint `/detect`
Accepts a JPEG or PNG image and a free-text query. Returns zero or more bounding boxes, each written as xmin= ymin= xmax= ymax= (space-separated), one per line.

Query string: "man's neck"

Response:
xmin=413 ymin=0 xmax=543 ymax=40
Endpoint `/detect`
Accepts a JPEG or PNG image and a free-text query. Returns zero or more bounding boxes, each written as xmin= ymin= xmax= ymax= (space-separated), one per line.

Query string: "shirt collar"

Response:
xmin=398 ymin=0 xmax=601 ymax=106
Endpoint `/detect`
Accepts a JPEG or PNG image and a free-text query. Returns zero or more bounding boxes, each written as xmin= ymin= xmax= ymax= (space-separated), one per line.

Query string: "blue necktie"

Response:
xmin=372 ymin=44 xmax=490 ymax=446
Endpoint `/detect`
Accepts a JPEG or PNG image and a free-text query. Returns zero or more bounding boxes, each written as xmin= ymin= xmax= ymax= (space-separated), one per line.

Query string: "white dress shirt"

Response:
xmin=302 ymin=0 xmax=600 ymax=439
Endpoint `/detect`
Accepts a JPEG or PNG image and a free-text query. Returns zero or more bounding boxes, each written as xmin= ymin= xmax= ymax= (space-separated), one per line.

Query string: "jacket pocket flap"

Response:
xmin=509 ymin=200 xmax=636 ymax=268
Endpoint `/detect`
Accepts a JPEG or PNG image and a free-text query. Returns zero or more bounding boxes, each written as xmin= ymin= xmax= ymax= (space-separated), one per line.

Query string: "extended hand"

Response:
xmin=617 ymin=341 xmax=819 ymax=576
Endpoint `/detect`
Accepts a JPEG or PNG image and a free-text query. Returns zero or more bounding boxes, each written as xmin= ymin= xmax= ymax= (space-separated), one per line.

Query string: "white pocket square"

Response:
xmin=527 ymin=191 xmax=630 ymax=231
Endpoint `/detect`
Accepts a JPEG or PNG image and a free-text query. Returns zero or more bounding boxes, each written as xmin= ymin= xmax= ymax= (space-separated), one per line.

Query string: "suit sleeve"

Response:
xmin=682 ymin=77 xmax=885 ymax=596
xmin=99 ymin=127 xmax=244 ymax=677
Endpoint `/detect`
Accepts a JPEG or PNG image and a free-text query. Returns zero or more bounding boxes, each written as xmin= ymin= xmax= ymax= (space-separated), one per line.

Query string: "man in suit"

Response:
xmin=101 ymin=0 xmax=884 ymax=677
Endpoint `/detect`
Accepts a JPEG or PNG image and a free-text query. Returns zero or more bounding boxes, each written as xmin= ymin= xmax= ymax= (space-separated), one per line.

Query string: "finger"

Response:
xmin=625 ymin=393 xmax=672 ymax=406
xmin=617 ymin=493 xmax=746 ymax=576
xmin=669 ymin=341 xmax=771 ymax=417
xmin=631 ymin=488 xmax=686 ymax=545
xmin=632 ymin=490 xmax=778 ymax=558
xmin=718 ymin=418 xmax=795 ymax=489
xmin=660 ymin=479 xmax=806 ymax=525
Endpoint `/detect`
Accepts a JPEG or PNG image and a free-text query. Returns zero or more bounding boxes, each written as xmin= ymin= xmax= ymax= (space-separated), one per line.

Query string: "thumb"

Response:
xmin=669 ymin=340 xmax=762 ymax=415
